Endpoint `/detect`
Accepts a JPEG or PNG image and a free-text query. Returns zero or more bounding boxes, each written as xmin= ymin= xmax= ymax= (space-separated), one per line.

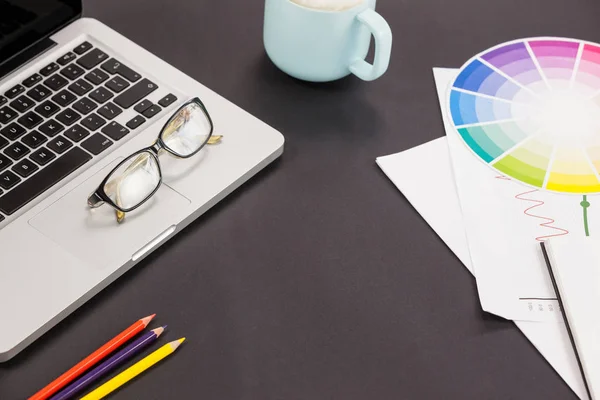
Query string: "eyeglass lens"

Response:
xmin=103 ymin=151 xmax=161 ymax=212
xmin=160 ymin=101 xmax=212 ymax=157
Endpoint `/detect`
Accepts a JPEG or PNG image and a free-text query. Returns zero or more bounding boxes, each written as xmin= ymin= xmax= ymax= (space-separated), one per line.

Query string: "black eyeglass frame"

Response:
xmin=87 ymin=97 xmax=215 ymax=213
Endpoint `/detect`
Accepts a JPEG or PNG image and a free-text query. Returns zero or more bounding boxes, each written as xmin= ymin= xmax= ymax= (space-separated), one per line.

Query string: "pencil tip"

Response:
xmin=152 ymin=327 xmax=165 ymax=337
xmin=171 ymin=338 xmax=186 ymax=350
xmin=140 ymin=314 xmax=156 ymax=326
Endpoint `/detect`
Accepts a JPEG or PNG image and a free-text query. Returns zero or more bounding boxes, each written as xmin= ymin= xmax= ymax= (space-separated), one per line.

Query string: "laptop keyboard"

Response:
xmin=0 ymin=42 xmax=178 ymax=223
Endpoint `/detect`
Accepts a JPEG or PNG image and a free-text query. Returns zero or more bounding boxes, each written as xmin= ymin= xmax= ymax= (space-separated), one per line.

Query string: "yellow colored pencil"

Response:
xmin=80 ymin=338 xmax=185 ymax=400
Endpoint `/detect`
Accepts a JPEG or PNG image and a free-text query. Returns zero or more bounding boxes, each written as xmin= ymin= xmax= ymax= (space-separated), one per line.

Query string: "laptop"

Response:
xmin=0 ymin=1 xmax=284 ymax=361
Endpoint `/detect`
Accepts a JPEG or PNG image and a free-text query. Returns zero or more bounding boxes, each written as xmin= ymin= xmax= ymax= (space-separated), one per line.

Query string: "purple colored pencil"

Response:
xmin=49 ymin=326 xmax=165 ymax=400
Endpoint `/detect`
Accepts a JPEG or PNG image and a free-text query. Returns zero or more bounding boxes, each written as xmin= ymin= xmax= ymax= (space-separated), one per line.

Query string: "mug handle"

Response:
xmin=349 ymin=9 xmax=392 ymax=81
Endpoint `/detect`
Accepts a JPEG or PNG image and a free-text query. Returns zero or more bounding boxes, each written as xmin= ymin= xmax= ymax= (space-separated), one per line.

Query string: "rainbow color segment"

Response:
xmin=449 ymin=37 xmax=600 ymax=194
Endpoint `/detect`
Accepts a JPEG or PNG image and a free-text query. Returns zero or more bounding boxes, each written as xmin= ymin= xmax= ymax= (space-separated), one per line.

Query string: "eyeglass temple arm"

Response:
xmin=87 ymin=192 xmax=104 ymax=208
xmin=207 ymin=135 xmax=223 ymax=145
xmin=115 ymin=185 xmax=126 ymax=224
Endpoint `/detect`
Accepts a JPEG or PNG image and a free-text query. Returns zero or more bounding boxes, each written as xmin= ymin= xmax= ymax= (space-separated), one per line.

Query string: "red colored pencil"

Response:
xmin=28 ymin=314 xmax=155 ymax=400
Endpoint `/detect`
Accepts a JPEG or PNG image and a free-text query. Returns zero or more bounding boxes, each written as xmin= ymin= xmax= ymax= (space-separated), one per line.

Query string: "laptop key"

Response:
xmin=44 ymin=74 xmax=69 ymax=91
xmin=10 ymin=95 xmax=34 ymax=113
xmin=143 ymin=104 xmax=161 ymax=118
xmin=30 ymin=147 xmax=55 ymax=166
xmin=56 ymin=108 xmax=81 ymax=126
xmin=0 ymin=96 xmax=6 ymax=106
xmin=89 ymin=87 xmax=113 ymax=104
xmin=0 ymin=154 xmax=12 ymax=171
xmin=22 ymin=73 xmax=42 ymax=88
xmin=4 ymin=142 xmax=29 ymax=160
xmin=0 ymin=170 xmax=20 ymax=190
xmin=0 ymin=136 xmax=7 ymax=150
xmin=68 ymin=79 xmax=93 ymax=96
xmin=40 ymin=62 xmax=59 ymax=77
xmin=158 ymin=94 xmax=177 ymax=107
xmin=0 ymin=123 xmax=25 ymax=140
xmin=81 ymin=113 xmax=106 ymax=131
xmin=35 ymin=101 xmax=60 ymax=118
xmin=27 ymin=84 xmax=51 ymax=102
xmin=73 ymin=97 xmax=97 ymax=115
xmin=0 ymin=106 xmax=17 ymax=124
xmin=99 ymin=58 xmax=122 ymax=74
xmin=38 ymin=120 xmax=65 ymax=137
xmin=60 ymin=64 xmax=85 ymax=80
xmin=126 ymin=115 xmax=145 ymax=130
xmin=5 ymin=84 xmax=24 ymax=99
xmin=77 ymin=48 xmax=109 ymax=70
xmin=114 ymin=79 xmax=158 ymax=109
xmin=98 ymin=102 xmax=122 ymax=120
xmin=85 ymin=69 xmax=109 ymax=85
xmin=105 ymin=76 xmax=130 ymax=93
xmin=57 ymin=52 xmax=76 ymax=66
xmin=0 ymin=147 xmax=91 ymax=215
xmin=73 ymin=41 xmax=92 ymax=55
xmin=134 ymin=99 xmax=153 ymax=113
xmin=101 ymin=121 xmax=129 ymax=141
xmin=81 ymin=133 xmax=113 ymax=155
xmin=18 ymin=111 xmax=43 ymax=129
xmin=47 ymin=136 xmax=73 ymax=154
xmin=12 ymin=159 xmax=38 ymax=178
xmin=101 ymin=59 xmax=141 ymax=82
xmin=21 ymin=131 xmax=47 ymax=149
xmin=64 ymin=124 xmax=90 ymax=142
xmin=52 ymin=90 xmax=77 ymax=107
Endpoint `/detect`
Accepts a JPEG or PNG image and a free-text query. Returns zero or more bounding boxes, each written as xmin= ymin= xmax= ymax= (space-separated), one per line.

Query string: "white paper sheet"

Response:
xmin=435 ymin=67 xmax=600 ymax=322
xmin=374 ymin=67 xmax=588 ymax=398
xmin=376 ymin=136 xmax=585 ymax=399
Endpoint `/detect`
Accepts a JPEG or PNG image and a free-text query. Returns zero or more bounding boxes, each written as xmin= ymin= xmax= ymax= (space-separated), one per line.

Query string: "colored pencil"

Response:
xmin=29 ymin=314 xmax=156 ymax=400
xmin=80 ymin=338 xmax=185 ymax=400
xmin=50 ymin=327 xmax=165 ymax=400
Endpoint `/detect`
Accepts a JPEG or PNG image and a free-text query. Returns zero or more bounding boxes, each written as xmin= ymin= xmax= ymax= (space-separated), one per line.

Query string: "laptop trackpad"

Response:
xmin=29 ymin=158 xmax=191 ymax=269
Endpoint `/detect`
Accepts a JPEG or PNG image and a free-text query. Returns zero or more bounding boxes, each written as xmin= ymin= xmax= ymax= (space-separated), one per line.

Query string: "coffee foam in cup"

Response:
xmin=289 ymin=0 xmax=365 ymax=11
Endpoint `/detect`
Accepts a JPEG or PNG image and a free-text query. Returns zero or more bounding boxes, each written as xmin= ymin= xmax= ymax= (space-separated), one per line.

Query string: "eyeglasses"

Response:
xmin=87 ymin=97 xmax=222 ymax=223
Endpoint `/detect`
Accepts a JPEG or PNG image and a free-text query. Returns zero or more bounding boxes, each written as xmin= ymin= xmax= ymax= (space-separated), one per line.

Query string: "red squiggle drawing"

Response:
xmin=515 ymin=190 xmax=570 ymax=241
xmin=495 ymin=176 xmax=570 ymax=241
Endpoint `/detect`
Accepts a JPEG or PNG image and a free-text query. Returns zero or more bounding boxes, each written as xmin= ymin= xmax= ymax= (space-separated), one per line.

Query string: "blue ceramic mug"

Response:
xmin=264 ymin=0 xmax=392 ymax=82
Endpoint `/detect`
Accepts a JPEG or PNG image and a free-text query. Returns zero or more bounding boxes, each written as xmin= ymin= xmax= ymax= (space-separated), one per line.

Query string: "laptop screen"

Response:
xmin=0 ymin=0 xmax=81 ymax=67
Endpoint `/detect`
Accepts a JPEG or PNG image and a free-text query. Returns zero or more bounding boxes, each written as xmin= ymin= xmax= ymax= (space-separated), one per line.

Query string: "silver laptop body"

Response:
xmin=0 ymin=6 xmax=284 ymax=361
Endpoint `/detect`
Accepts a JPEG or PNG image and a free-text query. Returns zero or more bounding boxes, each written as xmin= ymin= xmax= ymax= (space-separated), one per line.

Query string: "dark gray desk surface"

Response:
xmin=1 ymin=0 xmax=597 ymax=398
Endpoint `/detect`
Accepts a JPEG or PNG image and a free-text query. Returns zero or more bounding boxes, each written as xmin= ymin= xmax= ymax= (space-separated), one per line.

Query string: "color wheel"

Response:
xmin=449 ymin=37 xmax=600 ymax=194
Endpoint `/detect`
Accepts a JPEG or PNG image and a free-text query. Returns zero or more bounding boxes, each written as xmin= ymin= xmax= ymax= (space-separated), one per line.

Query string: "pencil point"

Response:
xmin=170 ymin=338 xmax=185 ymax=350
xmin=140 ymin=314 xmax=156 ymax=326
xmin=152 ymin=327 xmax=165 ymax=337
